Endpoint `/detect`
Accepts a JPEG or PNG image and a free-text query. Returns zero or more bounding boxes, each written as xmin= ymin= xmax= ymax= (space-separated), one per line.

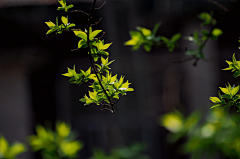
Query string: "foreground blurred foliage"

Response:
xmin=0 ymin=135 xmax=26 ymax=159
xmin=161 ymin=108 xmax=240 ymax=159
xmin=89 ymin=142 xmax=151 ymax=159
xmin=29 ymin=122 xmax=83 ymax=159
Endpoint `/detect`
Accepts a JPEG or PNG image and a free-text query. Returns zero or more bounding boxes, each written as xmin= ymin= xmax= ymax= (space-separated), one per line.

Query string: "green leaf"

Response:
xmin=61 ymin=16 xmax=68 ymax=25
xmin=58 ymin=0 xmax=66 ymax=6
xmin=212 ymin=28 xmax=223 ymax=37
xmin=198 ymin=12 xmax=211 ymax=21
xmin=101 ymin=43 xmax=112 ymax=50
xmin=232 ymin=85 xmax=239 ymax=96
xmin=124 ymin=31 xmax=143 ymax=46
xmin=210 ymin=104 xmax=222 ymax=109
xmin=202 ymin=29 xmax=209 ymax=35
xmin=219 ymin=87 xmax=230 ymax=95
xmin=78 ymin=39 xmax=85 ymax=48
xmin=234 ymin=71 xmax=240 ymax=78
xmin=9 ymin=143 xmax=25 ymax=157
xmin=45 ymin=21 xmax=55 ymax=28
xmin=209 ymin=97 xmax=221 ymax=103
xmin=152 ymin=22 xmax=161 ymax=36
xmin=170 ymin=33 xmax=181 ymax=43
xmin=144 ymin=44 xmax=152 ymax=52
xmin=90 ymin=30 xmax=102 ymax=40
xmin=126 ymin=88 xmax=134 ymax=91
xmin=68 ymin=24 xmax=75 ymax=28
xmin=136 ymin=26 xmax=152 ymax=36
xmin=57 ymin=7 xmax=65 ymax=10
xmin=0 ymin=137 xmax=9 ymax=156
xmin=222 ymin=94 xmax=231 ymax=99
xmin=161 ymin=36 xmax=169 ymax=43
xmin=46 ymin=29 xmax=55 ymax=35
xmin=74 ymin=31 xmax=87 ymax=41
xmin=67 ymin=4 xmax=74 ymax=10
xmin=193 ymin=31 xmax=199 ymax=43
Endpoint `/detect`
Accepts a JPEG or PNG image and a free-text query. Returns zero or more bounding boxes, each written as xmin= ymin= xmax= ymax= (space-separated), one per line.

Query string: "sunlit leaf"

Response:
xmin=90 ymin=30 xmax=102 ymax=40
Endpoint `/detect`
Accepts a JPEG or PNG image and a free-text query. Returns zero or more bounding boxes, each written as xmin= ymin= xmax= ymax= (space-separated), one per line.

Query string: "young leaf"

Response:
xmin=219 ymin=87 xmax=230 ymax=95
xmin=61 ymin=16 xmax=68 ymax=25
xmin=136 ymin=26 xmax=152 ymax=36
xmin=45 ymin=21 xmax=55 ymax=28
xmin=170 ymin=33 xmax=181 ymax=43
xmin=210 ymin=104 xmax=222 ymax=109
xmin=152 ymin=22 xmax=161 ymax=36
xmin=209 ymin=97 xmax=221 ymax=103
xmin=74 ymin=31 xmax=87 ymax=41
xmin=101 ymin=43 xmax=112 ymax=50
xmin=212 ymin=28 xmax=223 ymax=37
xmin=232 ymin=85 xmax=239 ymax=96
xmin=90 ymin=30 xmax=102 ymax=40
xmin=78 ymin=39 xmax=85 ymax=48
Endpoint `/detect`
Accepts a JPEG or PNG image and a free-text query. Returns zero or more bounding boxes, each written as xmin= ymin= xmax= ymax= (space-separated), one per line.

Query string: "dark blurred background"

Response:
xmin=0 ymin=0 xmax=240 ymax=158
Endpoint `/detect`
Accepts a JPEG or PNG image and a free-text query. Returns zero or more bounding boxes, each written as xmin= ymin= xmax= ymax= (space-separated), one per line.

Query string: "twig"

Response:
xmin=173 ymin=57 xmax=195 ymax=63
xmin=68 ymin=10 xmax=90 ymax=16
xmin=98 ymin=32 xmax=105 ymax=40
xmin=86 ymin=0 xmax=115 ymax=113
xmin=208 ymin=0 xmax=229 ymax=12
xmin=91 ymin=17 xmax=102 ymax=27
xmin=95 ymin=1 xmax=107 ymax=10
xmin=71 ymin=48 xmax=80 ymax=51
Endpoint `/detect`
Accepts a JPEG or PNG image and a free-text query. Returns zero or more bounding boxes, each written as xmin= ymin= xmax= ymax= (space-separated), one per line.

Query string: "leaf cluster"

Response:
xmin=45 ymin=0 xmax=134 ymax=112
xmin=0 ymin=135 xmax=26 ymax=159
xmin=161 ymin=108 xmax=240 ymax=159
xmin=124 ymin=22 xmax=181 ymax=52
xmin=223 ymin=53 xmax=240 ymax=78
xmin=89 ymin=143 xmax=150 ymax=159
xmin=57 ymin=0 xmax=74 ymax=12
xmin=209 ymin=83 xmax=240 ymax=111
xmin=210 ymin=54 xmax=240 ymax=113
xmin=185 ymin=12 xmax=222 ymax=60
xmin=29 ymin=122 xmax=83 ymax=159
xmin=63 ymin=65 xmax=134 ymax=106
xmin=45 ymin=16 xmax=75 ymax=35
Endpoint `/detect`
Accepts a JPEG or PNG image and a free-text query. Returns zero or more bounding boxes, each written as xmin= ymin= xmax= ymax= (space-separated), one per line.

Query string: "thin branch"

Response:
xmin=208 ymin=0 xmax=229 ymax=12
xmin=68 ymin=10 xmax=90 ymax=16
xmin=95 ymin=1 xmax=107 ymax=10
xmin=90 ymin=17 xmax=102 ymax=27
xmin=71 ymin=48 xmax=80 ymax=51
xmin=173 ymin=57 xmax=195 ymax=64
xmin=86 ymin=0 xmax=115 ymax=113
xmin=98 ymin=32 xmax=105 ymax=40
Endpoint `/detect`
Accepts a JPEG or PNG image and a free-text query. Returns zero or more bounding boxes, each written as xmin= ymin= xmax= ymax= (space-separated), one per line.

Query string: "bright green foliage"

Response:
xmin=46 ymin=16 xmax=75 ymax=34
xmin=209 ymin=83 xmax=240 ymax=111
xmin=89 ymin=143 xmax=151 ymax=159
xmin=125 ymin=12 xmax=222 ymax=65
xmin=161 ymin=111 xmax=201 ymax=142
xmin=46 ymin=0 xmax=133 ymax=112
xmin=29 ymin=122 xmax=83 ymax=159
xmin=185 ymin=12 xmax=222 ymax=60
xmin=223 ymin=53 xmax=240 ymax=78
xmin=161 ymin=108 xmax=240 ymax=159
xmin=125 ymin=22 xmax=181 ymax=52
xmin=198 ymin=12 xmax=216 ymax=26
xmin=124 ymin=23 xmax=170 ymax=52
xmin=62 ymin=66 xmax=96 ymax=85
xmin=57 ymin=0 xmax=74 ymax=12
xmin=79 ymin=71 xmax=134 ymax=106
xmin=95 ymin=57 xmax=115 ymax=73
xmin=161 ymin=33 xmax=181 ymax=52
xmin=0 ymin=135 xmax=26 ymax=159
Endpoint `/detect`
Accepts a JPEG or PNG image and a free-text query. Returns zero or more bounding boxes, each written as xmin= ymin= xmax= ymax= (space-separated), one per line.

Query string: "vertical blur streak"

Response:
xmin=0 ymin=64 xmax=33 ymax=159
